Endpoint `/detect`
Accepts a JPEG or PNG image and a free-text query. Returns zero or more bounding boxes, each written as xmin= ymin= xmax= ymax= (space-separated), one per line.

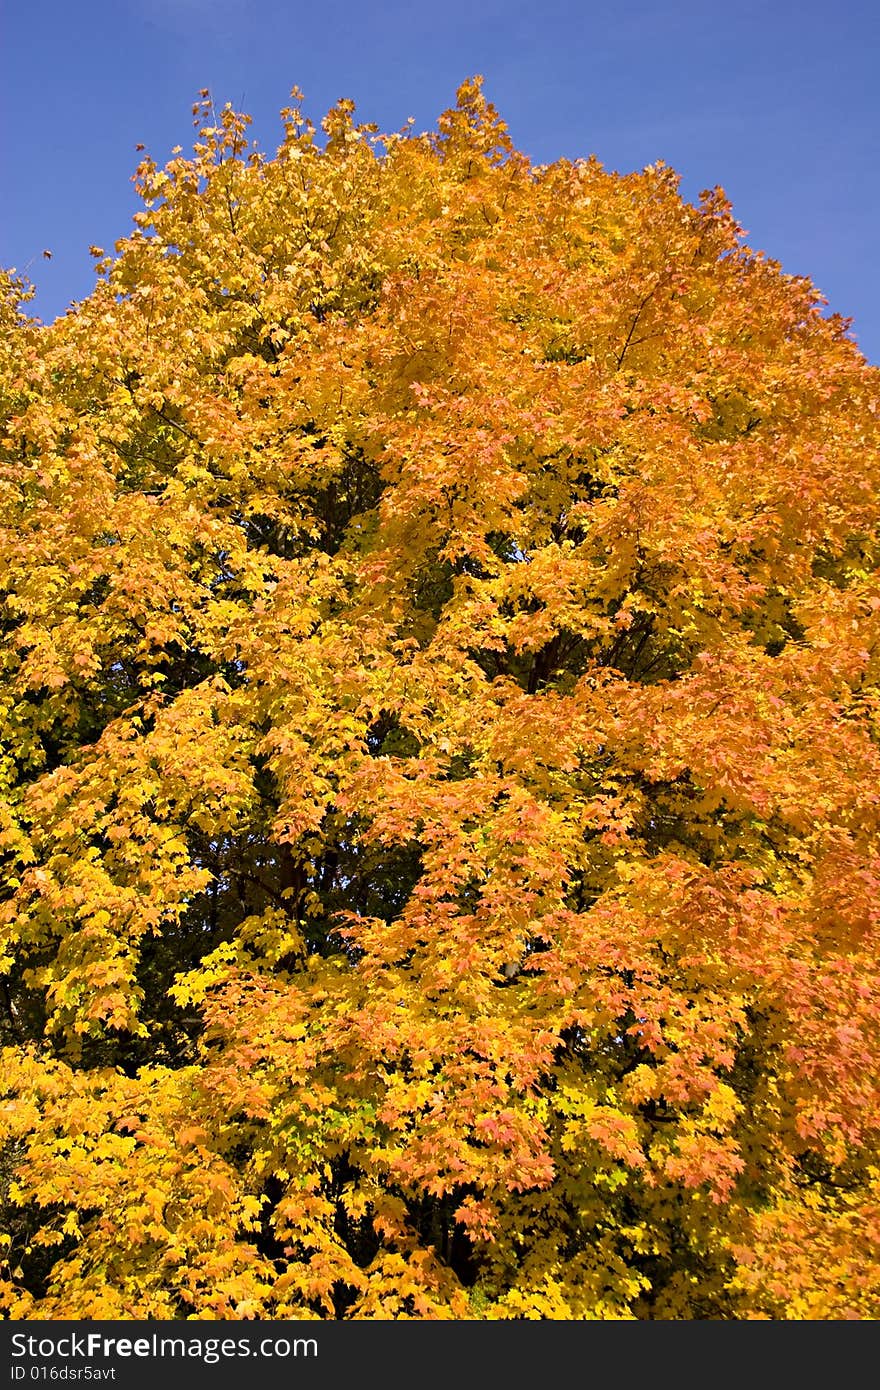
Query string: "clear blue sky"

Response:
xmin=3 ymin=0 xmax=878 ymax=362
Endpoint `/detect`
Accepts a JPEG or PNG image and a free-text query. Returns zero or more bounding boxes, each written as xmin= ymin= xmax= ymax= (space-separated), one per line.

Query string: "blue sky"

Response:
xmin=3 ymin=0 xmax=878 ymax=361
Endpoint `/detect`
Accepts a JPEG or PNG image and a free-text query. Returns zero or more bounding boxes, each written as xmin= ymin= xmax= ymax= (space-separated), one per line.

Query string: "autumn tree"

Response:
xmin=1 ymin=80 xmax=879 ymax=1320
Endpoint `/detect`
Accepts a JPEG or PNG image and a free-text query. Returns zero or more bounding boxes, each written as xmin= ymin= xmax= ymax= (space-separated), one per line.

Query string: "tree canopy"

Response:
xmin=1 ymin=80 xmax=879 ymax=1319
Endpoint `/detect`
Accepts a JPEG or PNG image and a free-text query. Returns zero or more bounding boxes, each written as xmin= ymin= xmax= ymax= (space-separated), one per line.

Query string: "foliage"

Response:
xmin=1 ymin=80 xmax=879 ymax=1320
